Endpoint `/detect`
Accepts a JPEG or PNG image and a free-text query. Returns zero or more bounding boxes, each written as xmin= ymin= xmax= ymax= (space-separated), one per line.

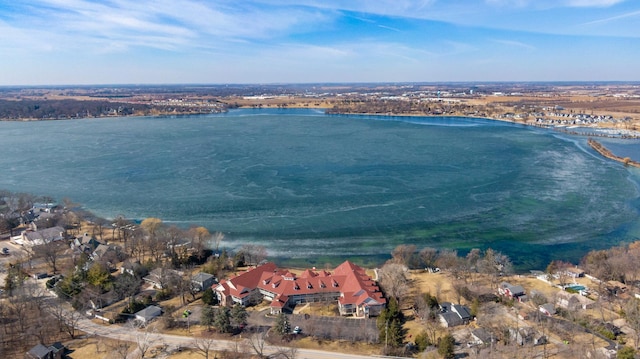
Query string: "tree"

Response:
xmin=273 ymin=312 xmax=291 ymax=336
xmin=414 ymin=330 xmax=432 ymax=351
xmin=391 ymin=244 xmax=417 ymax=268
xmin=617 ymin=346 xmax=636 ymax=359
xmin=378 ymin=263 xmax=409 ymax=305
xmin=189 ymin=226 xmax=211 ymax=259
xmin=214 ymin=307 xmax=232 ymax=333
xmin=231 ymin=303 xmax=248 ymax=329
xmin=202 ymin=288 xmax=217 ymax=305
xmin=86 ymin=261 xmax=113 ymax=291
xmin=377 ymin=297 xmax=406 ymax=350
xmin=420 ymin=247 xmax=439 ymax=268
xmin=33 ymin=241 xmax=62 ymax=273
xmin=438 ymin=334 xmax=455 ymax=359
xmin=201 ymin=305 xmax=215 ymax=331
xmin=212 ymin=231 xmax=225 ymax=251
xmin=193 ymin=334 xmax=217 ymax=359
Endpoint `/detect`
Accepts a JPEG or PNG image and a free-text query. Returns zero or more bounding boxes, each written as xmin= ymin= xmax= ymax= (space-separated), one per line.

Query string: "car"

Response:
xmin=1 ymin=247 xmax=8 ymax=255
xmin=292 ymin=326 xmax=301 ymax=334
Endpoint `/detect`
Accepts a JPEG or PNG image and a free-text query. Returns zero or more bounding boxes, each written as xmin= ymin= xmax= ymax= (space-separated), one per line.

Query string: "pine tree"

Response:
xmin=213 ymin=306 xmax=231 ymax=333
xmin=377 ymin=297 xmax=406 ymax=348
xmin=273 ymin=312 xmax=290 ymax=336
xmin=201 ymin=288 xmax=217 ymax=305
xmin=201 ymin=305 xmax=215 ymax=330
xmin=438 ymin=334 xmax=455 ymax=359
xmin=231 ymin=303 xmax=248 ymax=329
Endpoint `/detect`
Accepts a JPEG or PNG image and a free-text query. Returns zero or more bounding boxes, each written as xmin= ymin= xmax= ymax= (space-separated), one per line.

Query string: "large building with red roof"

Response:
xmin=214 ymin=260 xmax=386 ymax=317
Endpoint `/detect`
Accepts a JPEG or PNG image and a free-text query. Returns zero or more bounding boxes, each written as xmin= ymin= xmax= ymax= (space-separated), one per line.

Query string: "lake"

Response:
xmin=1 ymin=108 xmax=639 ymax=269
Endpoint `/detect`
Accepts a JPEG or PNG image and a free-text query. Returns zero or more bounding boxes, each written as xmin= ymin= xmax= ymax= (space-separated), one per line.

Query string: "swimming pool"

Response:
xmin=566 ymin=285 xmax=586 ymax=291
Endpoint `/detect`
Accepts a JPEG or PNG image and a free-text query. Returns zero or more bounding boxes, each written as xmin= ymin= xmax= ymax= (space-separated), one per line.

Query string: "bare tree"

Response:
xmin=419 ymin=247 xmax=438 ymax=268
xmin=131 ymin=321 xmax=159 ymax=359
xmin=211 ymin=231 xmax=225 ymax=252
xmin=391 ymin=244 xmax=417 ymax=268
xmin=189 ymin=226 xmax=211 ymax=259
xmin=377 ymin=263 xmax=409 ymax=306
xmin=107 ymin=340 xmax=132 ymax=359
xmin=47 ymin=298 xmax=82 ymax=339
xmin=248 ymin=329 xmax=269 ymax=358
xmin=193 ymin=334 xmax=217 ymax=359
xmin=33 ymin=241 xmax=63 ymax=274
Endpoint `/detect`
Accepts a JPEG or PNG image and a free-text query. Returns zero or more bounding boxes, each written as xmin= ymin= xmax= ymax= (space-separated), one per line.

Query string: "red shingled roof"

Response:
xmin=215 ymin=260 xmax=385 ymax=310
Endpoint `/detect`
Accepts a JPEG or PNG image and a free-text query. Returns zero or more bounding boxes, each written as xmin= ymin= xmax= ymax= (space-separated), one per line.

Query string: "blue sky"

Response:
xmin=0 ymin=0 xmax=638 ymax=85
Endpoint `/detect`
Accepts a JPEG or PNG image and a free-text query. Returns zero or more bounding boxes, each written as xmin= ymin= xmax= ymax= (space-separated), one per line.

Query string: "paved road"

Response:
xmin=31 ymin=278 xmax=377 ymax=359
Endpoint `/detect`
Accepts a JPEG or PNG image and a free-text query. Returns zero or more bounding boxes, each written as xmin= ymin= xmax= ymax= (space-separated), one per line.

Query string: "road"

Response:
xmin=31 ymin=278 xmax=377 ymax=359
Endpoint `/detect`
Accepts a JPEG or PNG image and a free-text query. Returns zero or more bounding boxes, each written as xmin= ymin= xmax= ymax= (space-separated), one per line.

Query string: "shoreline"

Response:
xmin=587 ymin=138 xmax=640 ymax=168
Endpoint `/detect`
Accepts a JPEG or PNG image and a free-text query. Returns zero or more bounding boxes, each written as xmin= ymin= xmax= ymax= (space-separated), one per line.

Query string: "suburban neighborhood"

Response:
xmin=1 ymin=193 xmax=640 ymax=359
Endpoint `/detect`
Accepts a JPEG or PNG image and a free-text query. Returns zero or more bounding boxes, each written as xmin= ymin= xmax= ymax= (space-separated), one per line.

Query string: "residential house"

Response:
xmin=71 ymin=233 xmax=101 ymax=254
xmin=606 ymin=280 xmax=627 ymax=296
xmin=498 ymin=282 xmax=528 ymax=302
xmin=438 ymin=302 xmax=472 ymax=328
xmin=556 ymin=291 xmax=595 ymax=310
xmin=508 ymin=327 xmax=546 ymax=346
xmin=25 ymin=342 xmax=64 ymax=359
xmin=143 ymin=268 xmax=183 ymax=289
xmin=135 ymin=305 xmax=162 ymax=324
xmin=564 ymin=267 xmax=585 ymax=278
xmin=191 ymin=272 xmax=217 ymax=292
xmin=469 ymin=328 xmax=494 ymax=346
xmin=19 ymin=226 xmax=65 ymax=246
xmin=214 ymin=260 xmax=386 ymax=317
xmin=539 ymin=303 xmax=556 ymax=316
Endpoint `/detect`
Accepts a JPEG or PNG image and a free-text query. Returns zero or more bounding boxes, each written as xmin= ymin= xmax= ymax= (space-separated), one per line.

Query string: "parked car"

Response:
xmin=292 ymin=326 xmax=301 ymax=334
xmin=1 ymin=247 xmax=8 ymax=255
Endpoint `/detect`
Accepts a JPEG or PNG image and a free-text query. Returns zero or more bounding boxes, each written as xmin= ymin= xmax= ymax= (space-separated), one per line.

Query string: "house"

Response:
xmin=20 ymin=226 xmax=65 ymax=246
xmin=556 ymin=291 xmax=595 ymax=310
xmin=143 ymin=268 xmax=183 ymax=289
xmin=438 ymin=302 xmax=472 ymax=328
xmin=214 ymin=260 xmax=386 ymax=317
xmin=469 ymin=328 xmax=494 ymax=346
xmin=91 ymin=244 xmax=113 ymax=261
xmin=498 ymin=282 xmax=527 ymax=302
xmin=606 ymin=280 xmax=627 ymax=296
xmin=25 ymin=342 xmax=64 ymax=359
xmin=191 ymin=272 xmax=217 ymax=292
xmin=120 ymin=260 xmax=146 ymax=278
xmin=539 ymin=303 xmax=556 ymax=316
xmin=564 ymin=267 xmax=585 ymax=278
xmin=135 ymin=305 xmax=162 ymax=324
xmin=71 ymin=233 xmax=101 ymax=254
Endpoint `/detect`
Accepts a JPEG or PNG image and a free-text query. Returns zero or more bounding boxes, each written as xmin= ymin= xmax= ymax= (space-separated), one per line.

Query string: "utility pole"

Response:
xmin=385 ymin=319 xmax=389 ymax=354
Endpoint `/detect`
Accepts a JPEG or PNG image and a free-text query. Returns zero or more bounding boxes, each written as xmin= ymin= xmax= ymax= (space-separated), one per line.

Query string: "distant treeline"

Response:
xmin=0 ymin=99 xmax=226 ymax=120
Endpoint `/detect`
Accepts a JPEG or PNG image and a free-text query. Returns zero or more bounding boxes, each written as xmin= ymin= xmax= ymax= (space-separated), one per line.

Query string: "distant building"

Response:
xmin=25 ymin=342 xmax=64 ymax=359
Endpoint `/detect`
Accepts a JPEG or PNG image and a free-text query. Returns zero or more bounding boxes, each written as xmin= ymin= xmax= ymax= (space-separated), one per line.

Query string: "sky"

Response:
xmin=0 ymin=0 xmax=639 ymax=85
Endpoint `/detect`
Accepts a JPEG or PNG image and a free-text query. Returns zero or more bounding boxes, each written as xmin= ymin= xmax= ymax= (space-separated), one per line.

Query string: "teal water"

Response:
xmin=1 ymin=108 xmax=639 ymax=269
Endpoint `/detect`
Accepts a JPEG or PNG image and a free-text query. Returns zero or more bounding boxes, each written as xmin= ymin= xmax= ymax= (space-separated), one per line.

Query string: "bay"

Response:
xmin=1 ymin=108 xmax=639 ymax=270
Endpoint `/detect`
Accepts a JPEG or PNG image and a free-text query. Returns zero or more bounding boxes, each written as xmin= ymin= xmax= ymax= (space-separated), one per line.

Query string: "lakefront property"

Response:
xmin=215 ymin=260 xmax=386 ymax=317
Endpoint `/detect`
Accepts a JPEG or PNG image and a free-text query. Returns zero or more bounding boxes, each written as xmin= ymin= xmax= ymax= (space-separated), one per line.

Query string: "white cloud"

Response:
xmin=566 ymin=0 xmax=626 ymax=7
xmin=491 ymin=39 xmax=536 ymax=51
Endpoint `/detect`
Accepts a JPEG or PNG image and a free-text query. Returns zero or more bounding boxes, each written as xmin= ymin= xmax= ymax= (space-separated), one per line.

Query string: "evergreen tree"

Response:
xmin=201 ymin=305 xmax=215 ymax=330
xmin=437 ymin=334 xmax=455 ymax=359
xmin=414 ymin=330 xmax=431 ymax=351
xmin=213 ymin=306 xmax=231 ymax=333
xmin=201 ymin=288 xmax=217 ymax=305
xmin=273 ymin=312 xmax=291 ymax=336
xmin=617 ymin=346 xmax=635 ymax=359
xmin=377 ymin=297 xmax=406 ymax=348
xmin=231 ymin=303 xmax=248 ymax=329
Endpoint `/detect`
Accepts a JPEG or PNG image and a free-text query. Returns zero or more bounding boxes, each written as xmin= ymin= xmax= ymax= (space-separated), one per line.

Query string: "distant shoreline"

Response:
xmin=587 ymin=138 xmax=640 ymax=168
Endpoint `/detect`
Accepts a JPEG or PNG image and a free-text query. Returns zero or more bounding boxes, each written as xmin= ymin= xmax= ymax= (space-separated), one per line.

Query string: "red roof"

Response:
xmin=217 ymin=260 xmax=385 ymax=309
